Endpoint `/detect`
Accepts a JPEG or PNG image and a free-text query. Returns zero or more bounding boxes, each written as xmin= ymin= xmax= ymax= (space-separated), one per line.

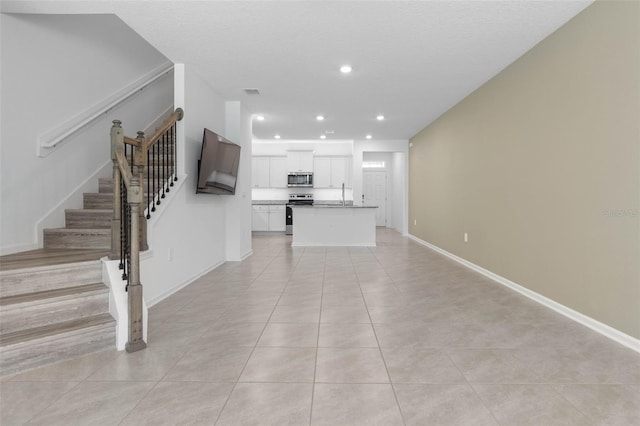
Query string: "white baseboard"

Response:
xmin=145 ymin=258 xmax=226 ymax=308
xmin=238 ymin=249 xmax=253 ymax=262
xmin=408 ymin=234 xmax=640 ymax=353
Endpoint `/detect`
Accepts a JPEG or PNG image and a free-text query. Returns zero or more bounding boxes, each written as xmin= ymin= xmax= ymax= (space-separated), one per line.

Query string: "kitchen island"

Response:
xmin=291 ymin=205 xmax=378 ymax=247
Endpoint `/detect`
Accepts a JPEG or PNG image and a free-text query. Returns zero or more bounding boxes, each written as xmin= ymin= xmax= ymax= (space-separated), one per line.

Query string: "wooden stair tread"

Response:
xmin=1 ymin=283 xmax=107 ymax=307
xmin=0 ymin=249 xmax=109 ymax=271
xmin=1 ymin=313 xmax=114 ymax=347
xmin=44 ymin=228 xmax=110 ymax=234
xmin=65 ymin=209 xmax=112 ymax=213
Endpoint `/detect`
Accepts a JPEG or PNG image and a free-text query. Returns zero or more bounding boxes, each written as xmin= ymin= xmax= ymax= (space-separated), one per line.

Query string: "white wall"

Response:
xmin=252 ymin=140 xmax=353 ymax=157
xmin=0 ymin=14 xmax=171 ymax=254
xmin=224 ymin=102 xmax=253 ymax=261
xmin=141 ymin=65 xmax=233 ymax=305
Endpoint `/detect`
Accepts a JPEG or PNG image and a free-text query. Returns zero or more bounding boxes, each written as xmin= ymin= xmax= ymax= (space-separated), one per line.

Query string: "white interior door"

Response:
xmin=363 ymin=171 xmax=387 ymax=227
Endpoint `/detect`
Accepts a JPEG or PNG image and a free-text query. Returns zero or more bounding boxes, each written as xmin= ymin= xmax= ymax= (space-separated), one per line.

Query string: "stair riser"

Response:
xmin=84 ymin=194 xmax=113 ymax=209
xmin=0 ymin=291 xmax=109 ymax=334
xmin=0 ymin=322 xmax=115 ymax=377
xmin=0 ymin=262 xmax=102 ymax=298
xmin=83 ymin=193 xmax=158 ymax=210
xmin=65 ymin=211 xmax=112 ymax=229
xmin=44 ymin=230 xmax=110 ymax=250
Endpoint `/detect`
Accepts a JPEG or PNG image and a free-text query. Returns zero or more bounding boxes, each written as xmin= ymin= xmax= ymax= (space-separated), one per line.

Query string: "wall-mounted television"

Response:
xmin=196 ymin=128 xmax=241 ymax=195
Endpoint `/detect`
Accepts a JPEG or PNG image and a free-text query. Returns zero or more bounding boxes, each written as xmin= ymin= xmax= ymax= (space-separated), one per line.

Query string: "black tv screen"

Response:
xmin=196 ymin=128 xmax=241 ymax=195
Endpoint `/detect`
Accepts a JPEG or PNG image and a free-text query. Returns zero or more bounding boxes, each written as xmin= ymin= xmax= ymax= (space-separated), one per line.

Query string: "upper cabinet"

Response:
xmin=314 ymin=156 xmax=352 ymax=188
xmin=254 ymin=153 xmax=351 ymax=189
xmin=269 ymin=157 xmax=287 ymax=188
xmin=252 ymin=156 xmax=287 ymax=188
xmin=252 ymin=157 xmax=270 ymax=188
xmin=287 ymin=151 xmax=314 ymax=172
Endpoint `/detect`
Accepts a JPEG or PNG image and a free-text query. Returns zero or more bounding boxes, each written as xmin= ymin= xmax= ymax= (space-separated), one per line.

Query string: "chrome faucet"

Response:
xmin=341 ymin=183 xmax=345 ymax=206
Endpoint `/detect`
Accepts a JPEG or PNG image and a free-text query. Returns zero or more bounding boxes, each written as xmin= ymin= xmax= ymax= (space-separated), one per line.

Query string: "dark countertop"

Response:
xmin=291 ymin=205 xmax=377 ymax=209
xmin=252 ymin=200 xmax=287 ymax=205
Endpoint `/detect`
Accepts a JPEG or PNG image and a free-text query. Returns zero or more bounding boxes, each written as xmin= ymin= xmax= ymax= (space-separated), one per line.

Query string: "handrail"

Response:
xmin=38 ymin=62 xmax=173 ymax=157
xmin=109 ymin=108 xmax=183 ymax=353
xmin=123 ymin=136 xmax=142 ymax=147
xmin=144 ymin=108 xmax=184 ymax=151
xmin=114 ymin=149 xmax=133 ymax=188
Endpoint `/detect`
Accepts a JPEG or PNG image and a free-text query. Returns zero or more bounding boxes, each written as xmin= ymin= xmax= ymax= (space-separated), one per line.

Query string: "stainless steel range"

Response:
xmin=286 ymin=194 xmax=313 ymax=235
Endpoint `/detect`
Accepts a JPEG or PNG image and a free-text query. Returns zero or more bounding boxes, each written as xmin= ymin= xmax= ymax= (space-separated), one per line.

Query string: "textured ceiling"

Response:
xmin=3 ymin=1 xmax=592 ymax=141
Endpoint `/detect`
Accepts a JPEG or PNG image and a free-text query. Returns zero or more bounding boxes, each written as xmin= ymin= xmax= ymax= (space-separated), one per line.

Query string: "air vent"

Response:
xmin=243 ymin=88 xmax=261 ymax=95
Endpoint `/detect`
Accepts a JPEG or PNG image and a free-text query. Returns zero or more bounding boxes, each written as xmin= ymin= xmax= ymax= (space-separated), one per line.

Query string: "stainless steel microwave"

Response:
xmin=287 ymin=172 xmax=313 ymax=187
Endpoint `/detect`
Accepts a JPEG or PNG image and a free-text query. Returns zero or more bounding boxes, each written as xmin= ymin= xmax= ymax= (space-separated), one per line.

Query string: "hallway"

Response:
xmin=2 ymin=229 xmax=639 ymax=425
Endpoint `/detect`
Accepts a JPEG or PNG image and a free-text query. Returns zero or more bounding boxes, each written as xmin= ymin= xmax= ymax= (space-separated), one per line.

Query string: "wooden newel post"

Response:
xmin=125 ymin=177 xmax=147 ymax=353
xmin=110 ymin=120 xmax=123 ymax=260
xmin=134 ymin=131 xmax=148 ymax=251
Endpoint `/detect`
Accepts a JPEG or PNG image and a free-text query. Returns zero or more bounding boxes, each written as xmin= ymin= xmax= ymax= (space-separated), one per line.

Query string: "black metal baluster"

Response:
xmin=146 ymin=148 xmax=151 ymax=219
xmin=165 ymin=131 xmax=170 ymax=194
xmin=171 ymin=124 xmax=176 ymax=185
xmin=153 ymin=141 xmax=159 ymax=208
xmin=161 ymin=132 xmax=166 ymax=199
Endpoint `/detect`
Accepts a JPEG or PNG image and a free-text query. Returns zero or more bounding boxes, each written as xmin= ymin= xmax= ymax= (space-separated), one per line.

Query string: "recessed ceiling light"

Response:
xmin=316 ymin=115 xmax=325 ymax=121
xmin=366 ymin=134 xmax=372 ymax=139
xmin=274 ymin=134 xmax=281 ymax=139
xmin=376 ymin=115 xmax=385 ymax=121
xmin=340 ymin=65 xmax=352 ymax=74
xmin=320 ymin=135 xmax=326 ymax=139
xmin=256 ymin=115 xmax=265 ymax=121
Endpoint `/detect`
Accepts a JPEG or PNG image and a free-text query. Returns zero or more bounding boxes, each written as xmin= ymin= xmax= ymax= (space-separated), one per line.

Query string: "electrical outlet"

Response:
xmin=414 ymin=219 xmax=417 ymax=226
xmin=464 ymin=233 xmax=468 ymax=243
xmin=168 ymin=248 xmax=174 ymax=261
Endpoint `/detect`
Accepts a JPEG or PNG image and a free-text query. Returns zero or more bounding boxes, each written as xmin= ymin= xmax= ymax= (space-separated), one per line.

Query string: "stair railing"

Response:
xmin=109 ymin=108 xmax=184 ymax=353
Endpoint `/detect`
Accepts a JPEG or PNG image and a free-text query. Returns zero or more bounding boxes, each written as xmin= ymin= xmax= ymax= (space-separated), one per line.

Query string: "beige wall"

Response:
xmin=409 ymin=1 xmax=639 ymax=339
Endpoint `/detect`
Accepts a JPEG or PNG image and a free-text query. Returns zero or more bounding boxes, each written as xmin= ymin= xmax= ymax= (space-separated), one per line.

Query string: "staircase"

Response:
xmin=0 ymin=112 xmax=181 ymax=377
xmin=0 ymin=174 xmax=121 ymax=377
xmin=0 ymin=169 xmax=171 ymax=378
xmin=43 ymin=181 xmax=113 ymax=250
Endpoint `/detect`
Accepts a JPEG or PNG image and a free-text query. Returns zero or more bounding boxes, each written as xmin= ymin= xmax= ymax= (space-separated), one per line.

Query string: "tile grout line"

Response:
xmin=212 ymin=240 xmax=296 ymax=425
xmin=309 ymin=246 xmax=326 ymax=426
xmin=353 ymin=245 xmax=407 ymax=426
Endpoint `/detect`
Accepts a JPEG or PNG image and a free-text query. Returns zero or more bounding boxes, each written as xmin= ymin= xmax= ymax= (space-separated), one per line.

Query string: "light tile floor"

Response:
xmin=2 ymin=229 xmax=639 ymax=425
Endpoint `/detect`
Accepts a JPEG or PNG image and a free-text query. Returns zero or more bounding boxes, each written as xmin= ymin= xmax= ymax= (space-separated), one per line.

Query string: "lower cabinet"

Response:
xmin=252 ymin=205 xmax=285 ymax=231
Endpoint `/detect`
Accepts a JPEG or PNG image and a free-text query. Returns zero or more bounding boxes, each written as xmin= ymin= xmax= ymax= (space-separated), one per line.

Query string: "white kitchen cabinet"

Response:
xmin=251 ymin=205 xmax=270 ymax=231
xmin=268 ymin=205 xmax=286 ymax=231
xmin=252 ymin=156 xmax=287 ymax=188
xmin=313 ymin=156 xmax=352 ymax=188
xmin=331 ymin=157 xmax=347 ymax=187
xmin=252 ymin=205 xmax=286 ymax=231
xmin=269 ymin=157 xmax=287 ymax=188
xmin=287 ymin=151 xmax=314 ymax=172
xmin=252 ymin=157 xmax=270 ymax=188
xmin=313 ymin=157 xmax=331 ymax=188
